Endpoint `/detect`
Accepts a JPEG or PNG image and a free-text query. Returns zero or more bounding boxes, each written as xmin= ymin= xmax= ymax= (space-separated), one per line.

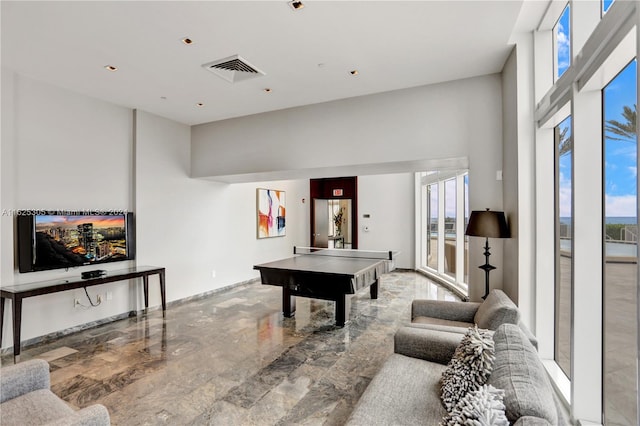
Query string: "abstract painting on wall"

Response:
xmin=257 ymin=189 xmax=286 ymax=238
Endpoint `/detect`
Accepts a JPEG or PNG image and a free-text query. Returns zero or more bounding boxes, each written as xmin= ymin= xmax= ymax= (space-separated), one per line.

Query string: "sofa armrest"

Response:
xmin=411 ymin=299 xmax=481 ymax=323
xmin=394 ymin=326 xmax=463 ymax=365
xmin=474 ymin=290 xmax=520 ymax=330
xmin=0 ymin=359 xmax=50 ymax=403
xmin=46 ymin=404 xmax=111 ymax=426
xmin=519 ymin=321 xmax=539 ymax=350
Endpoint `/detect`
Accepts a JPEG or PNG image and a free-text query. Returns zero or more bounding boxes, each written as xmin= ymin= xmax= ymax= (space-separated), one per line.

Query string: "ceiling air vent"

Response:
xmin=202 ymin=55 xmax=266 ymax=83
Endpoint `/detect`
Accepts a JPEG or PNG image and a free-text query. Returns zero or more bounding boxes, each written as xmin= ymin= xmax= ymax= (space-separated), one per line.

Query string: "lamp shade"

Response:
xmin=465 ymin=210 xmax=510 ymax=238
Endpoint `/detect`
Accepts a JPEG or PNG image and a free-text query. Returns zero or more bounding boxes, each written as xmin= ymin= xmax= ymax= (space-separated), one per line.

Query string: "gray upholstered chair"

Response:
xmin=410 ymin=289 xmax=538 ymax=348
xmin=0 ymin=359 xmax=110 ymax=426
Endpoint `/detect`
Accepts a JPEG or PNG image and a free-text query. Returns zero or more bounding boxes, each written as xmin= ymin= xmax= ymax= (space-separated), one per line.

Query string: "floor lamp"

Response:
xmin=465 ymin=209 xmax=510 ymax=299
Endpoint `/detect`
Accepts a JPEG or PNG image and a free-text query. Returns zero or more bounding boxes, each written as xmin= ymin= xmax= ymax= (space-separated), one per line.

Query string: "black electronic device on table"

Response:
xmin=81 ymin=270 xmax=106 ymax=279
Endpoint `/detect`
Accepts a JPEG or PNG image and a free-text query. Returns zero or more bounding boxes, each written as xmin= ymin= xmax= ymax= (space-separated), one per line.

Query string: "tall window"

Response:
xmin=427 ymin=183 xmax=439 ymax=270
xmin=555 ymin=114 xmax=573 ymax=378
xmin=464 ymin=175 xmax=469 ymax=284
xmin=419 ymin=170 xmax=469 ymax=293
xmin=535 ymin=0 xmax=637 ymax=420
xmin=554 ymin=3 xmax=571 ymax=80
xmin=444 ymin=178 xmax=456 ymax=278
xmin=603 ymin=59 xmax=637 ymax=426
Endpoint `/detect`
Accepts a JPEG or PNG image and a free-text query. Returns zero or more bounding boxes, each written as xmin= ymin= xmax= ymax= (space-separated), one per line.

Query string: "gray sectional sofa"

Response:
xmin=0 ymin=358 xmax=110 ymax=425
xmin=346 ymin=291 xmax=567 ymax=425
xmin=410 ymin=289 xmax=538 ymax=348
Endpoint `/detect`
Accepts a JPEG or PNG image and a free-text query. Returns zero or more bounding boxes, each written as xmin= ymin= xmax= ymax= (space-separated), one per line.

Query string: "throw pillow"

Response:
xmin=440 ymin=325 xmax=495 ymax=411
xmin=441 ymin=384 xmax=509 ymax=426
xmin=474 ymin=290 xmax=520 ymax=330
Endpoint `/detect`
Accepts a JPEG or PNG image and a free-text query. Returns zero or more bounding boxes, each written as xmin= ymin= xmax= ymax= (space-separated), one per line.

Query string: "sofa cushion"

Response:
xmin=0 ymin=388 xmax=74 ymax=426
xmin=346 ymin=354 xmax=447 ymax=425
xmin=441 ymin=384 xmax=508 ymax=426
xmin=474 ymin=290 xmax=520 ymax=330
xmin=412 ymin=316 xmax=475 ymax=333
xmin=518 ymin=320 xmax=539 ymax=350
xmin=440 ymin=326 xmax=495 ymax=411
xmin=488 ymin=324 xmax=558 ymax=425
xmin=0 ymin=359 xmax=50 ymax=404
xmin=394 ymin=326 xmax=464 ymax=365
xmin=513 ymin=416 xmax=554 ymax=426
xmin=411 ymin=300 xmax=480 ymax=323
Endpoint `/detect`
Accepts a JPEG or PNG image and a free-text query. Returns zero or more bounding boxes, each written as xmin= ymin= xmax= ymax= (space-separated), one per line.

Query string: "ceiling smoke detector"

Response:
xmin=202 ymin=55 xmax=266 ymax=83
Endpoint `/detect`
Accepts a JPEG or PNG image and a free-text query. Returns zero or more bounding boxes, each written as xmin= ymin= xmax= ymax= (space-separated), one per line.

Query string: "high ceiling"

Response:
xmin=2 ymin=1 xmax=536 ymax=126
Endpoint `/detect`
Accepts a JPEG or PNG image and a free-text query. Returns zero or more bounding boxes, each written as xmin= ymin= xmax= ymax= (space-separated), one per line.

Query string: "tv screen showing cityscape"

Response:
xmin=33 ymin=214 xmax=129 ymax=269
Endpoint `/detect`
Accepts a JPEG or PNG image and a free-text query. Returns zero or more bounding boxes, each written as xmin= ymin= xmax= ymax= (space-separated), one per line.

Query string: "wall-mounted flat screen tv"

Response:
xmin=17 ymin=211 xmax=135 ymax=273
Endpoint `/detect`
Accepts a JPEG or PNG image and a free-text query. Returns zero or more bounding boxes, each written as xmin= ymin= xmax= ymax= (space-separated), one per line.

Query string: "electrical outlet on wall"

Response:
xmin=212 ymin=270 xmax=216 ymax=278
xmin=106 ymin=291 xmax=113 ymax=301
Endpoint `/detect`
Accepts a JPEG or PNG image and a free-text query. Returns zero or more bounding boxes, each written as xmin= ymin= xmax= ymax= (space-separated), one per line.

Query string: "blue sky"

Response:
xmin=603 ymin=0 xmax=614 ymax=13
xmin=604 ymin=60 xmax=637 ymax=217
xmin=556 ymin=5 xmax=570 ymax=77
xmin=558 ymin=116 xmax=572 ymax=218
xmin=557 ymin=0 xmax=637 ymax=218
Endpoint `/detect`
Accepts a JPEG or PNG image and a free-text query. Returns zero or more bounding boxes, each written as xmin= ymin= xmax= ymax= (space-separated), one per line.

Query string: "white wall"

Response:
xmin=501 ymin=40 xmax=538 ymax=330
xmin=1 ymin=71 xmax=135 ymax=345
xmin=358 ymin=173 xmax=414 ymax=269
xmin=0 ymin=73 xmax=310 ymax=348
xmin=192 ymin=74 xmax=505 ymax=300
xmin=1 ymin=70 xmax=15 ymax=286
xmin=501 ymin=47 xmax=520 ymax=304
xmin=192 ymin=75 xmax=502 ymax=180
xmin=134 ymin=110 xmax=310 ymax=305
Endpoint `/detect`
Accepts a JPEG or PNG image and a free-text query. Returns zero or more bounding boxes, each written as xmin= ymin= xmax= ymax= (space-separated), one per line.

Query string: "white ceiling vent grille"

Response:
xmin=202 ymin=55 xmax=266 ymax=83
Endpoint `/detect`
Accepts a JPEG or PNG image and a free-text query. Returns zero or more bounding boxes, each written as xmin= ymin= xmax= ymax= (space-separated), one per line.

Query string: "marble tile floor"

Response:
xmin=0 ymin=271 xmax=456 ymax=425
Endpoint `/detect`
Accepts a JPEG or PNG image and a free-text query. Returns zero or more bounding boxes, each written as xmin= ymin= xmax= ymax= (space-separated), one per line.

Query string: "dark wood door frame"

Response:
xmin=310 ymin=177 xmax=358 ymax=249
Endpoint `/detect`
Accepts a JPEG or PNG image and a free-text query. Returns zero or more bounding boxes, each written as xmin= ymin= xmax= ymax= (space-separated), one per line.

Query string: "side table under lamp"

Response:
xmin=465 ymin=209 xmax=510 ymax=299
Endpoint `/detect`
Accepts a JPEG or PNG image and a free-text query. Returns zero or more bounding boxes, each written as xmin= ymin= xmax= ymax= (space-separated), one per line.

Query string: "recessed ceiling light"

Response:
xmin=288 ymin=1 xmax=304 ymax=10
xmin=196 ymin=102 xmax=204 ymax=107
xmin=104 ymin=65 xmax=118 ymax=71
xmin=350 ymin=70 xmax=359 ymax=76
xmin=263 ymin=88 xmax=272 ymax=93
xmin=181 ymin=37 xmax=194 ymax=45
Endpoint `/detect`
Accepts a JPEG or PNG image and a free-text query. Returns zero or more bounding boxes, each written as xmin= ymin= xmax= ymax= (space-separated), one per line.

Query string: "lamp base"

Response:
xmin=478 ymin=237 xmax=495 ymax=299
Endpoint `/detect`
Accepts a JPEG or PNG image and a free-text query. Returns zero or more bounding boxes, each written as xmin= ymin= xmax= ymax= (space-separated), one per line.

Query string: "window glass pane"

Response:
xmin=464 ymin=175 xmax=469 ymax=284
xmin=428 ymin=183 xmax=438 ymax=270
xmin=603 ymin=0 xmax=614 ymax=14
xmin=603 ymin=59 xmax=637 ymax=426
xmin=555 ymin=114 xmax=572 ymax=378
xmin=444 ymin=179 xmax=456 ymax=278
xmin=555 ymin=4 xmax=571 ymax=79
